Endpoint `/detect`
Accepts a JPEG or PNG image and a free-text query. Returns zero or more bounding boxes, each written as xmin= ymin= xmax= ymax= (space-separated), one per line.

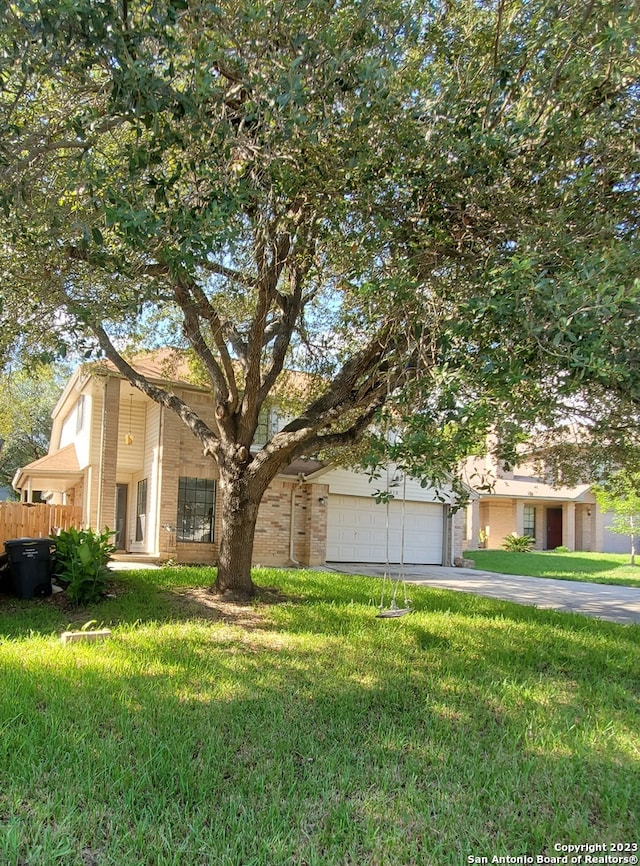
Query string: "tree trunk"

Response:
xmin=212 ymin=468 xmax=262 ymax=598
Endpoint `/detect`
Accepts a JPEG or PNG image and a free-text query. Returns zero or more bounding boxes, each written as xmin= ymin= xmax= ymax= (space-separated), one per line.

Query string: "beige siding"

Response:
xmin=129 ymin=400 xmax=161 ymax=554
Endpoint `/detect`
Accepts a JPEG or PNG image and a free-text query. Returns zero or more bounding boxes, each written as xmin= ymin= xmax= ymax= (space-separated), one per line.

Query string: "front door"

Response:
xmin=546 ymin=508 xmax=563 ymax=550
xmin=115 ymin=484 xmax=128 ymax=550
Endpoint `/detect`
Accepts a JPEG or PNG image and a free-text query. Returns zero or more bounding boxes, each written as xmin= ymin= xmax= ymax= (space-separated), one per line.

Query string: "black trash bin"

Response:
xmin=4 ymin=538 xmax=53 ymax=599
xmin=0 ymin=551 xmax=11 ymax=594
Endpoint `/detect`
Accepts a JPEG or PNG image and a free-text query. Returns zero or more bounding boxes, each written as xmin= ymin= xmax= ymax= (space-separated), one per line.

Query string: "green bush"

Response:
xmin=52 ymin=527 xmax=116 ymax=605
xmin=501 ymin=533 xmax=535 ymax=552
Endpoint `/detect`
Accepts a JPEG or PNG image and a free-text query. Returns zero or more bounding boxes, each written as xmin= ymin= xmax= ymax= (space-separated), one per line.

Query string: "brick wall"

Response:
xmin=451 ymin=509 xmax=465 ymax=563
xmin=154 ymin=390 xmax=330 ymax=567
xmin=253 ymin=479 xmax=294 ymax=565
xmin=253 ymin=479 xmax=328 ymax=567
xmin=301 ymin=483 xmax=329 ymax=566
xmin=101 ymin=377 xmax=121 ymax=530
xmin=480 ymin=500 xmax=516 ymax=549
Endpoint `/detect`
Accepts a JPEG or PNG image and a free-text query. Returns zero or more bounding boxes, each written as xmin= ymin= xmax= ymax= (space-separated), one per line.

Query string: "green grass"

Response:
xmin=1 ymin=567 xmax=639 ymax=866
xmin=466 ymin=549 xmax=640 ymax=588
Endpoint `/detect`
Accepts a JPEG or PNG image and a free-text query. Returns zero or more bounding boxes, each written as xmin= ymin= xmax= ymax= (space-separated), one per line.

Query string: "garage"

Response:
xmin=326 ymin=493 xmax=445 ymax=564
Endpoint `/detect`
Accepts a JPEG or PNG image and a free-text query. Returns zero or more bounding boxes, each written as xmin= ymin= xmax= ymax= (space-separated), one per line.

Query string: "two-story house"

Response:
xmin=463 ymin=447 xmax=625 ymax=553
xmin=13 ymin=352 xmax=465 ymax=567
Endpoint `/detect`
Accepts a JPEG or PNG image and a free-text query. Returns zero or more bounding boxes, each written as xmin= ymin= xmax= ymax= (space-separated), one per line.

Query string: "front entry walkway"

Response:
xmin=324 ymin=563 xmax=640 ymax=626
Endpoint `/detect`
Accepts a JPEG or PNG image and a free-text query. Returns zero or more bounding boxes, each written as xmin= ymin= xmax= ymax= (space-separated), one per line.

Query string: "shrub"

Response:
xmin=52 ymin=527 xmax=116 ymax=605
xmin=501 ymin=533 xmax=535 ymax=552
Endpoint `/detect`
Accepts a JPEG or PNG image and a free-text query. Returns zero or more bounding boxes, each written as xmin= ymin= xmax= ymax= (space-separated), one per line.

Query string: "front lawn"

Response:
xmin=1 ymin=567 xmax=638 ymax=865
xmin=466 ymin=549 xmax=640 ymax=588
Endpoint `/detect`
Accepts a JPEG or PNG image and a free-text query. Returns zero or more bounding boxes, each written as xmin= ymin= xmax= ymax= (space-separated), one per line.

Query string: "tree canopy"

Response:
xmin=1 ymin=0 xmax=639 ymax=593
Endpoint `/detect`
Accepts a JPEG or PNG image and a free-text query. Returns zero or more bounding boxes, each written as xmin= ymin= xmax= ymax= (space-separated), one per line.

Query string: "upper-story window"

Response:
xmin=60 ymin=394 xmax=88 ymax=447
xmin=252 ymin=405 xmax=293 ymax=447
xmin=254 ymin=407 xmax=278 ymax=447
xmin=75 ymin=395 xmax=86 ymax=434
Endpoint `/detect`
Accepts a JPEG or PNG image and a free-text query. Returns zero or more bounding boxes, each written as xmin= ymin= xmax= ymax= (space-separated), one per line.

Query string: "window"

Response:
xmin=136 ymin=479 xmax=148 ymax=542
xmin=254 ymin=407 xmax=274 ymax=446
xmin=253 ymin=407 xmax=291 ymax=447
xmin=523 ymin=505 xmax=536 ymax=538
xmin=177 ymin=477 xmax=216 ymax=543
xmin=76 ymin=395 xmax=86 ymax=434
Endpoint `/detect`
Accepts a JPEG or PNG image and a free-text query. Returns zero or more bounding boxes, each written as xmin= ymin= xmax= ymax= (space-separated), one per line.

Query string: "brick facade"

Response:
xmin=252 ymin=479 xmax=329 ymax=567
xmin=147 ymin=389 xmax=331 ymax=567
xmin=451 ymin=508 xmax=465 ymax=563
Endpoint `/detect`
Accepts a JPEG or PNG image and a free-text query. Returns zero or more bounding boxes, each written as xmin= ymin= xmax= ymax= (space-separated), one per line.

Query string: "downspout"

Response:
xmin=288 ymin=473 xmax=305 ymax=566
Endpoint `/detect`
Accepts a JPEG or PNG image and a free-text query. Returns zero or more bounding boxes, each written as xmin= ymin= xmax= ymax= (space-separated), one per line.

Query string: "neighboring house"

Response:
xmin=13 ymin=352 xmax=464 ymax=567
xmin=463 ymin=449 xmax=621 ymax=554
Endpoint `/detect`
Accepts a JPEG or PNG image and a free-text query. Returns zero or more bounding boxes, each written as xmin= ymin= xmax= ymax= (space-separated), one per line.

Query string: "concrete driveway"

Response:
xmin=325 ymin=563 xmax=640 ymax=626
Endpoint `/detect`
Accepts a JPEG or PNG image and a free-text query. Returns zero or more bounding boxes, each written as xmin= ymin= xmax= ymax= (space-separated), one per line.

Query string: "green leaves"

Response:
xmin=0 ymin=0 xmax=639 ymax=504
xmin=501 ymin=534 xmax=535 ymax=552
xmin=52 ymin=526 xmax=116 ymax=605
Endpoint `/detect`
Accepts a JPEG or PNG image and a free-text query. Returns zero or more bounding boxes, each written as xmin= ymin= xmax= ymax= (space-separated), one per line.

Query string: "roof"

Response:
xmin=12 ymin=444 xmax=82 ymax=491
xmin=92 ymin=349 xmax=201 ymax=388
xmin=278 ymin=458 xmax=327 ymax=478
xmin=91 ymin=350 xmax=317 ymax=402
xmin=482 ymin=477 xmax=595 ymax=502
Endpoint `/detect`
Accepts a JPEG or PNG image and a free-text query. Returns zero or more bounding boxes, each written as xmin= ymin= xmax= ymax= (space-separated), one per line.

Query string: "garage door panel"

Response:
xmin=327 ymin=494 xmax=443 ymax=564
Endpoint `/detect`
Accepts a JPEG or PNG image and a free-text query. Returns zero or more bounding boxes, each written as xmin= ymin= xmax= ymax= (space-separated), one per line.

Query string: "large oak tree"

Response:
xmin=1 ymin=0 xmax=639 ymax=596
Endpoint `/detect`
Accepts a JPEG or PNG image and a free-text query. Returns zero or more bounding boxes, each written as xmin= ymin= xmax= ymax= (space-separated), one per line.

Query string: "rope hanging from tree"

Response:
xmin=375 ymin=326 xmax=425 ymax=618
xmin=376 ymin=464 xmax=412 ymax=618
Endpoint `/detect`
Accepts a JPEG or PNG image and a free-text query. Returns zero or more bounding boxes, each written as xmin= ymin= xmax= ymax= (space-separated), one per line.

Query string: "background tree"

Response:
xmin=594 ymin=471 xmax=640 ymax=566
xmin=0 ymin=0 xmax=639 ymax=596
xmin=0 ymin=365 xmax=62 ymax=495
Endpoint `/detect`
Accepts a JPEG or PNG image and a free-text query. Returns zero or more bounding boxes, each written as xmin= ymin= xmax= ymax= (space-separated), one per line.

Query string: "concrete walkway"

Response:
xmin=325 ymin=563 xmax=640 ymax=626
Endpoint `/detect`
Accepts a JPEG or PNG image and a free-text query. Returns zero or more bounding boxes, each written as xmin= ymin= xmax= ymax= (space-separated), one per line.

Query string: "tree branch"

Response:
xmin=188 ymin=281 xmax=240 ymax=412
xmin=301 ymin=404 xmax=383 ymax=454
xmin=283 ymin=325 xmax=398 ymax=432
xmin=533 ymin=0 xmax=597 ymax=125
xmin=91 ymin=322 xmax=220 ymax=455
xmin=173 ymin=281 xmax=231 ymax=409
xmin=198 ymin=259 xmax=256 ymax=288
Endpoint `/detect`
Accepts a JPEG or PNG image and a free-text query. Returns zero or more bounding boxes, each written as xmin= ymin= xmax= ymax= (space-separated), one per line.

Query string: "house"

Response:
xmin=13 ymin=352 xmax=465 ymax=567
xmin=463 ymin=448 xmax=624 ymax=553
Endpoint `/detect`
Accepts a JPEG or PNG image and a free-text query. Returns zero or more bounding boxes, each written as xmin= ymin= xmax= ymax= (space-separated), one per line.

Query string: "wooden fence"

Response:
xmin=0 ymin=502 xmax=84 ymax=549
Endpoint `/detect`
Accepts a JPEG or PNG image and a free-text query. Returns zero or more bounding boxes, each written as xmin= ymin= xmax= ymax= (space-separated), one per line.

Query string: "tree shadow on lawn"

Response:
xmin=2 ymin=614 xmax=637 ymax=861
xmin=0 ymin=570 xmax=293 ymax=640
xmin=2 ymin=566 xmax=639 ymax=647
xmin=277 ymin=571 xmax=640 ymax=641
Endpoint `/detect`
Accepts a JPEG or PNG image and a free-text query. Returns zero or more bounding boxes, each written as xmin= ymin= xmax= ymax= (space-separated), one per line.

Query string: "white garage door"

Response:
xmin=327 ymin=494 xmax=444 ymax=564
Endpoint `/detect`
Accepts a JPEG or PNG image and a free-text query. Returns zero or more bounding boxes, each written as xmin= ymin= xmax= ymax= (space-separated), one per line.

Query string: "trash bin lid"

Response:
xmin=4 ymin=537 xmax=52 ymax=550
